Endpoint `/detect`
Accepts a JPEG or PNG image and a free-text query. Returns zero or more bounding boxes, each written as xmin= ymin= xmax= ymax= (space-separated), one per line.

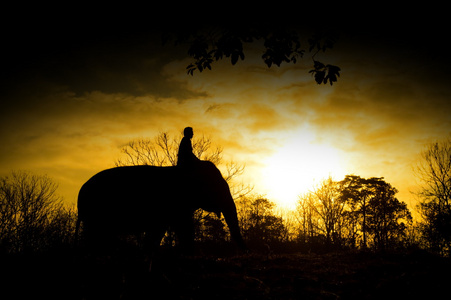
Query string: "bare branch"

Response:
xmin=116 ymin=131 xmax=246 ymax=185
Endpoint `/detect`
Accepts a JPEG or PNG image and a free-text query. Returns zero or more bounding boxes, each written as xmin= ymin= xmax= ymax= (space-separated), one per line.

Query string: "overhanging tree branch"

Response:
xmin=167 ymin=25 xmax=341 ymax=85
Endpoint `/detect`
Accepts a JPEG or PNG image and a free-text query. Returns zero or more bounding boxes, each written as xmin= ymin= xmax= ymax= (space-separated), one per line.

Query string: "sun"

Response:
xmin=260 ymin=129 xmax=346 ymax=209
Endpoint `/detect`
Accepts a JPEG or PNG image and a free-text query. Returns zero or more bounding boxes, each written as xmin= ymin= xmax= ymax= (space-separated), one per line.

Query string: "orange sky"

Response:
xmin=1 ymin=13 xmax=450 ymax=211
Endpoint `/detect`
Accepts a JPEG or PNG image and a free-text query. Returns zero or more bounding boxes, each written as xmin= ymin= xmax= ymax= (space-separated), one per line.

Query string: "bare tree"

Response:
xmin=116 ymin=132 xmax=223 ymax=167
xmin=296 ymin=192 xmax=318 ymax=243
xmin=116 ymin=131 xmax=252 ymax=196
xmin=116 ymin=132 xmax=182 ymax=167
xmin=415 ymin=138 xmax=451 ymax=255
xmin=0 ymin=171 xmax=72 ymax=253
xmin=308 ymin=177 xmax=347 ymax=245
xmin=415 ymin=138 xmax=451 ymax=209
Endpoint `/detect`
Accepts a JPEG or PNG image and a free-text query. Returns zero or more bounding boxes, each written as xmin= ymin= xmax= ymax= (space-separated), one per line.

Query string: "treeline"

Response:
xmin=0 ymin=170 xmax=412 ymax=255
xmin=154 ymin=134 xmax=451 ymax=256
xmin=1 ymin=135 xmax=449 ymax=257
xmin=184 ymin=175 xmax=414 ymax=253
xmin=296 ymin=176 xmax=412 ymax=251
xmin=0 ymin=169 xmax=439 ymax=256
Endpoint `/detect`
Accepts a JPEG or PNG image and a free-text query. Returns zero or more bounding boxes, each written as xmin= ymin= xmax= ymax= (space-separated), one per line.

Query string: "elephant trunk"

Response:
xmin=222 ymin=198 xmax=246 ymax=251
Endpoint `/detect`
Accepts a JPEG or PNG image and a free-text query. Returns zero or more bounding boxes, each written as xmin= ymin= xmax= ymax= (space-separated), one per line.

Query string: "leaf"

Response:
xmin=264 ymin=59 xmax=272 ymax=68
xmin=231 ymin=52 xmax=239 ymax=65
xmin=186 ymin=64 xmax=196 ymax=76
xmin=310 ymin=61 xmax=341 ymax=85
xmin=314 ymin=71 xmax=325 ymax=84
xmin=313 ymin=60 xmax=325 ymax=70
xmin=325 ymin=64 xmax=341 ymax=85
xmin=212 ymin=49 xmax=223 ymax=61
xmin=262 ymin=51 xmax=273 ymax=68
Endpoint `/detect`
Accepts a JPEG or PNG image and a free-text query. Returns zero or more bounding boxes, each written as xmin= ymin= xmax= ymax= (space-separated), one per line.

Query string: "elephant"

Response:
xmin=76 ymin=160 xmax=246 ymax=252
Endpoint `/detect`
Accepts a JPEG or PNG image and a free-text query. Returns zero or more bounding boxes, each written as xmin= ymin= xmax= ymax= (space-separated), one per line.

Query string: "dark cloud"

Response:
xmin=2 ymin=28 xmax=208 ymax=100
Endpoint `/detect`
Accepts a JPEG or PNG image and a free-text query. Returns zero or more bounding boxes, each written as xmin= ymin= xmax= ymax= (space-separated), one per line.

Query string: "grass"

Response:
xmin=2 ymin=246 xmax=450 ymax=299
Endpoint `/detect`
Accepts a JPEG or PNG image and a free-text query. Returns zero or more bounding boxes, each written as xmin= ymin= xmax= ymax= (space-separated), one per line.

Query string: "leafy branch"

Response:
xmin=179 ymin=27 xmax=341 ymax=85
xmin=309 ymin=61 xmax=341 ymax=85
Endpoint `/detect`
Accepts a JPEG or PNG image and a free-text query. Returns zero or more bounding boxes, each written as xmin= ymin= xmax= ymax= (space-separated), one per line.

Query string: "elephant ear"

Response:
xmin=193 ymin=161 xmax=229 ymax=214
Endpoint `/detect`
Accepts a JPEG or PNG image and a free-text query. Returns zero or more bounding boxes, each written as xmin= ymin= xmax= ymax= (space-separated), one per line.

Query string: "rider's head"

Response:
xmin=183 ymin=127 xmax=194 ymax=139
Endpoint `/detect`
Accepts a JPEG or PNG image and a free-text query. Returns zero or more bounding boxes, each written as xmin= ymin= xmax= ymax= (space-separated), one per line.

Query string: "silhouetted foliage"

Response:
xmin=0 ymin=171 xmax=76 ymax=253
xmin=338 ymin=175 xmax=372 ymax=247
xmin=236 ymin=196 xmax=288 ymax=249
xmin=415 ymin=138 xmax=451 ymax=256
xmin=364 ymin=180 xmax=412 ymax=250
xmin=167 ymin=25 xmax=341 ymax=85
xmin=309 ymin=60 xmax=341 ymax=85
xmin=296 ymin=176 xmax=412 ymax=251
xmin=194 ymin=210 xmax=228 ymax=243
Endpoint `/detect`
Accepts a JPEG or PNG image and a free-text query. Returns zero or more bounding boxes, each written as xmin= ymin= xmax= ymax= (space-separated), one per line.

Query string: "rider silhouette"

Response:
xmin=177 ymin=127 xmax=200 ymax=167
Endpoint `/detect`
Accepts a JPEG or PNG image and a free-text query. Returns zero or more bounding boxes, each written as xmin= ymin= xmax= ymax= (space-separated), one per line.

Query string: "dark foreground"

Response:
xmin=2 ymin=248 xmax=450 ymax=299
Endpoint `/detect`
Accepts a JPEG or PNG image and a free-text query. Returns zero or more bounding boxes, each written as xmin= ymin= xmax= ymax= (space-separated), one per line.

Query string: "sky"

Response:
xmin=1 ymin=11 xmax=450 ymax=211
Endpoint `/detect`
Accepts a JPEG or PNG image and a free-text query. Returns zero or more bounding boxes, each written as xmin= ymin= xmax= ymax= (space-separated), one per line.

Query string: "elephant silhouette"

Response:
xmin=76 ymin=160 xmax=246 ymax=252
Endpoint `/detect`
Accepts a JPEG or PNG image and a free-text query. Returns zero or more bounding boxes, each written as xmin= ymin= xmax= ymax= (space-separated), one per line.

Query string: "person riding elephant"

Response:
xmin=177 ymin=127 xmax=200 ymax=167
xmin=76 ymin=160 xmax=247 ymax=253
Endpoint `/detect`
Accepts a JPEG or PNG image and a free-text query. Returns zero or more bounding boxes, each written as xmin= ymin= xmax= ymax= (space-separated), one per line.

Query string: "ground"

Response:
xmin=2 ymin=247 xmax=450 ymax=299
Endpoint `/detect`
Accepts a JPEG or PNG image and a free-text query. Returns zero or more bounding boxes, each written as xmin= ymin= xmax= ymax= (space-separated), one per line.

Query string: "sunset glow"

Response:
xmin=1 ymin=20 xmax=450 ymax=215
xmin=260 ymin=128 xmax=346 ymax=208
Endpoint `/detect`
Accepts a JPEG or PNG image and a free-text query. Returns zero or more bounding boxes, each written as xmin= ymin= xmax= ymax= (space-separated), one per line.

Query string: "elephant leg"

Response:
xmin=80 ymin=220 xmax=113 ymax=253
xmin=143 ymin=224 xmax=168 ymax=272
xmin=172 ymin=213 xmax=195 ymax=254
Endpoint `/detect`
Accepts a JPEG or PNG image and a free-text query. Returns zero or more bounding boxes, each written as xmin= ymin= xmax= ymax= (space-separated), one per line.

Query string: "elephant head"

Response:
xmin=76 ymin=161 xmax=246 ymax=252
xmin=186 ymin=161 xmax=246 ymax=249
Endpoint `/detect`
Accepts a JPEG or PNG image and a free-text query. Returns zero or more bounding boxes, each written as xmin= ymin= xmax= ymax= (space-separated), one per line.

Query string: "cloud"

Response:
xmin=0 ymin=86 xmax=217 ymax=203
xmin=2 ymin=26 xmax=451 ymax=209
xmin=296 ymin=53 xmax=451 ymax=152
xmin=238 ymin=103 xmax=294 ymax=134
xmin=2 ymin=30 xmax=208 ymax=102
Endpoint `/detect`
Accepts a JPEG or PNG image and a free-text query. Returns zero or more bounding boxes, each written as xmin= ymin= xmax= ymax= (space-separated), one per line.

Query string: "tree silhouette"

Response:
xmin=0 ymin=171 xmax=76 ymax=253
xmin=116 ymin=131 xmax=252 ymax=198
xmin=338 ymin=175 xmax=366 ymax=248
xmin=308 ymin=177 xmax=346 ymax=246
xmin=339 ymin=175 xmax=376 ymax=248
xmin=296 ymin=192 xmax=317 ymax=244
xmin=296 ymin=176 xmax=412 ymax=250
xmin=415 ymin=138 xmax=451 ymax=255
xmin=236 ymin=196 xmax=287 ymax=247
xmin=116 ymin=132 xmax=222 ymax=167
xmin=166 ymin=25 xmax=341 ymax=85
xmin=364 ymin=179 xmax=412 ymax=250
xmin=194 ymin=211 xmax=227 ymax=243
